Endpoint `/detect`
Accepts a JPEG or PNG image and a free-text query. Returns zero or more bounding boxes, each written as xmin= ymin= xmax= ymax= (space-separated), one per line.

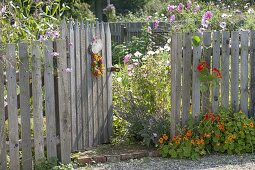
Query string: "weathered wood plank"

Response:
xmin=176 ymin=33 xmax=182 ymax=127
xmin=56 ymin=39 xmax=71 ymax=164
xmin=250 ymin=30 xmax=255 ymax=117
xmin=182 ymin=32 xmax=192 ymax=126
xmin=240 ymin=31 xmax=249 ymax=115
xmin=80 ymin=21 xmax=88 ymax=148
xmin=6 ymin=44 xmax=20 ymax=170
xmin=0 ymin=45 xmax=7 ymax=170
xmin=221 ymin=31 xmax=230 ymax=108
xmin=101 ymin=23 xmax=108 ymax=143
xmin=86 ymin=22 xmax=94 ymax=147
xmin=75 ymin=20 xmax=83 ymax=149
xmin=170 ymin=33 xmax=178 ymax=137
xmin=91 ymin=22 xmax=99 ymax=146
xmin=106 ymin=23 xmax=113 ymax=141
xmin=212 ymin=31 xmax=221 ymax=112
xmin=32 ymin=41 xmax=45 ymax=162
xmin=19 ymin=42 xmax=32 ymax=169
xmin=44 ymin=40 xmax=57 ymax=158
xmin=69 ymin=20 xmax=78 ymax=151
xmin=231 ymin=31 xmax=240 ymax=112
xmin=96 ymin=22 xmax=104 ymax=144
xmin=202 ymin=32 xmax=212 ymax=113
xmin=192 ymin=33 xmax=202 ymax=120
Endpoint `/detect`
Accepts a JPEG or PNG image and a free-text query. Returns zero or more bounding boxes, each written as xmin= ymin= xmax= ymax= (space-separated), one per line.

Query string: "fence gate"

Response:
xmin=0 ymin=20 xmax=113 ymax=170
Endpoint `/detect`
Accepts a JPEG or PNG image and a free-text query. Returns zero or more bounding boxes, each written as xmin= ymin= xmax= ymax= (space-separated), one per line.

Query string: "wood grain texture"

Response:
xmin=6 ymin=44 xmax=20 ymax=170
xmin=231 ymin=31 xmax=240 ymax=112
xmin=221 ymin=31 xmax=230 ymax=108
xmin=0 ymin=45 xmax=6 ymax=170
xmin=212 ymin=31 xmax=221 ymax=112
xmin=240 ymin=31 xmax=249 ymax=115
xmin=32 ymin=41 xmax=45 ymax=162
xmin=19 ymin=42 xmax=32 ymax=169
xmin=202 ymin=32 xmax=212 ymax=113
xmin=250 ymin=30 xmax=255 ymax=117
xmin=44 ymin=40 xmax=57 ymax=158
xmin=182 ymin=32 xmax=192 ymax=126
xmin=192 ymin=33 xmax=202 ymax=121
xmin=75 ymin=21 xmax=83 ymax=149
xmin=56 ymin=39 xmax=71 ymax=164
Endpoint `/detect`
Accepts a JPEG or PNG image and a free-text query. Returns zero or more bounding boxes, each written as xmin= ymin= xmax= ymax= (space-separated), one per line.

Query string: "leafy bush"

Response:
xmin=112 ymin=49 xmax=171 ymax=146
xmin=159 ymin=108 xmax=255 ymax=159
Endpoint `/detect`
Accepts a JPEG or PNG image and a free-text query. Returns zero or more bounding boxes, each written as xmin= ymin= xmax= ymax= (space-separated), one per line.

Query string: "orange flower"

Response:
xmin=162 ymin=134 xmax=168 ymax=141
xmin=212 ymin=68 xmax=222 ymax=78
xmin=250 ymin=122 xmax=254 ymax=128
xmin=159 ymin=137 xmax=164 ymax=144
xmin=204 ymin=133 xmax=211 ymax=138
xmin=175 ymin=140 xmax=180 ymax=145
xmin=218 ymin=122 xmax=225 ymax=131
xmin=191 ymin=139 xmax=195 ymax=145
xmin=186 ymin=130 xmax=192 ymax=138
xmin=196 ymin=138 xmax=204 ymax=145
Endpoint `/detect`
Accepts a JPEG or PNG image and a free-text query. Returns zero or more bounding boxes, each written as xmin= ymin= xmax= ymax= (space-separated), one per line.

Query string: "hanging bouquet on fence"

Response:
xmin=197 ymin=60 xmax=222 ymax=92
xmin=89 ymin=37 xmax=105 ymax=77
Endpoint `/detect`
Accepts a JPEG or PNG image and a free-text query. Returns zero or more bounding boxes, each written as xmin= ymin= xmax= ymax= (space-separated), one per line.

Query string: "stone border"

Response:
xmin=77 ymin=150 xmax=160 ymax=164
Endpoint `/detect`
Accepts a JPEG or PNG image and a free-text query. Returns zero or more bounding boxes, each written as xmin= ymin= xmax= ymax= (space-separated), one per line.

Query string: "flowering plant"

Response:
xmin=91 ymin=53 xmax=104 ymax=77
xmin=197 ymin=60 xmax=222 ymax=91
xmin=158 ymin=108 xmax=255 ymax=159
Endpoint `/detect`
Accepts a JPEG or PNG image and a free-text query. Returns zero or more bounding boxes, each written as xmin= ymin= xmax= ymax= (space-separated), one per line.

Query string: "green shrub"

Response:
xmin=113 ymin=50 xmax=171 ymax=146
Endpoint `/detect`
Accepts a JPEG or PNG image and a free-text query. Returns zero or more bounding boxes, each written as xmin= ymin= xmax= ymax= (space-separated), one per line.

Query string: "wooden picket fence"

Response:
xmin=170 ymin=31 xmax=255 ymax=137
xmin=0 ymin=20 xmax=113 ymax=170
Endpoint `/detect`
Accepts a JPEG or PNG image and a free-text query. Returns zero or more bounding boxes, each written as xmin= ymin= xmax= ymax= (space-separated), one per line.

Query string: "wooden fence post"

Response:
xmin=250 ymin=30 xmax=255 ymax=117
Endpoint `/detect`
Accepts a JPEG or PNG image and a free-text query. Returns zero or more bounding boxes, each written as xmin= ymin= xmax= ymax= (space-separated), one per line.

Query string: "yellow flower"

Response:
xmin=250 ymin=122 xmax=254 ymax=128
xmin=159 ymin=138 xmax=164 ymax=144
xmin=191 ymin=139 xmax=195 ymax=145
xmin=175 ymin=140 xmax=180 ymax=145
xmin=243 ymin=124 xmax=248 ymax=128
xmin=162 ymin=134 xmax=168 ymax=141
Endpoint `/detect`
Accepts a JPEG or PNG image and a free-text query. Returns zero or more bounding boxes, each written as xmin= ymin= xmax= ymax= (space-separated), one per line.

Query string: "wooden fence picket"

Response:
xmin=240 ymin=31 xmax=249 ymax=115
xmin=250 ymin=30 xmax=255 ymax=116
xmin=182 ymin=32 xmax=192 ymax=126
xmin=231 ymin=31 xmax=240 ymax=112
xmin=221 ymin=31 xmax=230 ymax=108
xmin=106 ymin=23 xmax=113 ymax=140
xmin=74 ymin=20 xmax=83 ymax=150
xmin=6 ymin=44 xmax=20 ymax=170
xmin=69 ymin=20 xmax=78 ymax=151
xmin=202 ymin=32 xmax=212 ymax=113
xmin=44 ymin=40 xmax=57 ymax=159
xmin=19 ymin=42 xmax=32 ymax=169
xmin=192 ymin=33 xmax=202 ymax=120
xmin=0 ymin=46 xmax=6 ymax=170
xmin=56 ymin=39 xmax=71 ymax=164
xmin=212 ymin=31 xmax=221 ymax=112
xmin=32 ymin=41 xmax=45 ymax=162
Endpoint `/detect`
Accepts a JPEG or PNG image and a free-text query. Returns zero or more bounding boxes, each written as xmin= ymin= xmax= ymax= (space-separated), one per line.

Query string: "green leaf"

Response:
xmin=192 ymin=36 xmax=201 ymax=47
xmin=51 ymin=5 xmax=59 ymax=16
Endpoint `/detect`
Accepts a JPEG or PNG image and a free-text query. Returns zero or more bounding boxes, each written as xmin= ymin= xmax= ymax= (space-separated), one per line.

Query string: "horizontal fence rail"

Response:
xmin=170 ymin=30 xmax=255 ymax=137
xmin=0 ymin=20 xmax=113 ymax=169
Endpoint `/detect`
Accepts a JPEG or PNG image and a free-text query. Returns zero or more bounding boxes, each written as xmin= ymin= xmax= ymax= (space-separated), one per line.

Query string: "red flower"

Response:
xmin=197 ymin=63 xmax=205 ymax=71
xmin=215 ymin=115 xmax=220 ymax=121
xmin=204 ymin=113 xmax=210 ymax=121
xmin=212 ymin=68 xmax=222 ymax=78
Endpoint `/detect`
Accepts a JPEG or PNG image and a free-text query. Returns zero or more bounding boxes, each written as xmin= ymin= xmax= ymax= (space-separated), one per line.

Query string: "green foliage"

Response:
xmin=111 ymin=115 xmax=130 ymax=144
xmin=113 ymin=51 xmax=171 ymax=146
xmin=158 ymin=108 xmax=255 ymax=159
xmin=34 ymin=158 xmax=58 ymax=170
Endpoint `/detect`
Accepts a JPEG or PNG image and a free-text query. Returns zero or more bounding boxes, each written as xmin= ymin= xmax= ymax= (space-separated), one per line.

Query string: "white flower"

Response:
xmin=116 ymin=77 xmax=122 ymax=82
xmin=248 ymin=8 xmax=254 ymax=14
xmin=147 ymin=51 xmax=155 ymax=56
xmin=152 ymin=133 xmax=157 ymax=137
xmin=164 ymin=45 xmax=170 ymax=52
xmin=220 ymin=22 xmax=227 ymax=29
xmin=221 ymin=13 xmax=228 ymax=18
xmin=165 ymin=70 xmax=169 ymax=75
xmin=134 ymin=51 xmax=142 ymax=57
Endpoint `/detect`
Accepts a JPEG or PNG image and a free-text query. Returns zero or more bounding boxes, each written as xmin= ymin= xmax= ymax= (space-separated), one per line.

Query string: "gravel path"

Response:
xmin=91 ymin=154 xmax=255 ymax=170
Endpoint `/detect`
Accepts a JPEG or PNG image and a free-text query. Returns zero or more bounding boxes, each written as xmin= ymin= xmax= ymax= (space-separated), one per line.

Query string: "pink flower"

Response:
xmin=167 ymin=5 xmax=175 ymax=12
xmin=123 ymin=54 xmax=132 ymax=64
xmin=127 ymin=64 xmax=134 ymax=71
xmin=133 ymin=61 xmax=139 ymax=66
xmin=194 ymin=5 xmax=200 ymax=13
xmin=187 ymin=1 xmax=192 ymax=9
xmin=201 ymin=18 xmax=209 ymax=28
xmin=169 ymin=15 xmax=175 ymax=23
xmin=203 ymin=11 xmax=213 ymax=20
xmin=177 ymin=3 xmax=184 ymax=13
xmin=153 ymin=20 xmax=160 ymax=29
xmin=146 ymin=16 xmax=152 ymax=21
